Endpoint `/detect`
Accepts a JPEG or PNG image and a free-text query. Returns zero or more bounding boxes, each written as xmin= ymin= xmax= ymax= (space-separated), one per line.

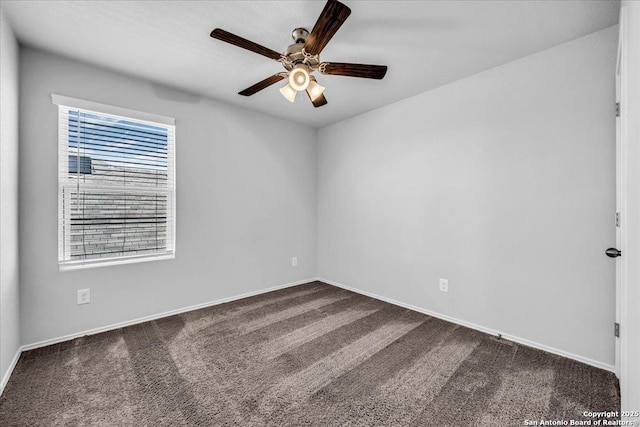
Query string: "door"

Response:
xmin=613 ymin=9 xmax=626 ymax=380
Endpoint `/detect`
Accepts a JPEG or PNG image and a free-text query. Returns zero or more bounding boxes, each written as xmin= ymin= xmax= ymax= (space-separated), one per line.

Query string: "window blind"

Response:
xmin=55 ymin=96 xmax=176 ymax=268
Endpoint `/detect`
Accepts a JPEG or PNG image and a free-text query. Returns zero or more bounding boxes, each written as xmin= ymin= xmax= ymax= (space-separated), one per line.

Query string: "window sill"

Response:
xmin=59 ymin=253 xmax=175 ymax=271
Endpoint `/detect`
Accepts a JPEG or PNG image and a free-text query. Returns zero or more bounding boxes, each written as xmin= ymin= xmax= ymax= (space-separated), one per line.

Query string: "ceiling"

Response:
xmin=2 ymin=0 xmax=619 ymax=128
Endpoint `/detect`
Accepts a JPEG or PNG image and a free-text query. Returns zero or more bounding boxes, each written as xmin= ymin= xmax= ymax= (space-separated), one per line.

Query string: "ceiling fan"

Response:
xmin=210 ymin=0 xmax=387 ymax=108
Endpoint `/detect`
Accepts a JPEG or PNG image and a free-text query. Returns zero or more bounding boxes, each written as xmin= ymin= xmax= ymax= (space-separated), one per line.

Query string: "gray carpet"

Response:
xmin=0 ymin=281 xmax=620 ymax=426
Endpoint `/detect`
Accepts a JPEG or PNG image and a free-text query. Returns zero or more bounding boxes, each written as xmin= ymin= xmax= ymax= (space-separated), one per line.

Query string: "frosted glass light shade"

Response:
xmin=306 ymin=79 xmax=325 ymax=102
xmin=279 ymin=84 xmax=297 ymax=102
xmin=289 ymin=66 xmax=310 ymax=91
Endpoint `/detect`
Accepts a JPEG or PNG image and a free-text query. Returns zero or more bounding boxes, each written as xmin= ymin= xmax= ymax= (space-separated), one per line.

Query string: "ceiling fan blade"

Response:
xmin=320 ymin=62 xmax=388 ymax=79
xmin=306 ymin=91 xmax=328 ymax=108
xmin=304 ymin=0 xmax=352 ymax=56
xmin=210 ymin=28 xmax=282 ymax=61
xmin=238 ymin=74 xmax=287 ymax=96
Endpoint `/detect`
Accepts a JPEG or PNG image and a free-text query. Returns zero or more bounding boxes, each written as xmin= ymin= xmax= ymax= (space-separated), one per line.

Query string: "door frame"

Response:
xmin=614 ymin=5 xmax=628 ymax=392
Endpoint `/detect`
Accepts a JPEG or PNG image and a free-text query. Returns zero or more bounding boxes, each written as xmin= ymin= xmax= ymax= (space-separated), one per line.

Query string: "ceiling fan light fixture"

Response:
xmin=289 ymin=65 xmax=310 ymax=91
xmin=279 ymin=83 xmax=297 ymax=102
xmin=306 ymin=78 xmax=325 ymax=102
xmin=211 ymin=0 xmax=387 ymax=108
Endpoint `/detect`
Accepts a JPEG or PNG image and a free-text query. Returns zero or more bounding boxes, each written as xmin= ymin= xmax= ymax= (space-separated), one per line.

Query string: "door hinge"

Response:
xmin=615 ymin=322 xmax=620 ymax=338
xmin=616 ymin=212 xmax=621 ymax=227
xmin=616 ymin=103 xmax=620 ymax=117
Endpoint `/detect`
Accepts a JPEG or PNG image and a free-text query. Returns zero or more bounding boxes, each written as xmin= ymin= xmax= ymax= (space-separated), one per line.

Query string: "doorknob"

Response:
xmin=605 ymin=248 xmax=622 ymax=258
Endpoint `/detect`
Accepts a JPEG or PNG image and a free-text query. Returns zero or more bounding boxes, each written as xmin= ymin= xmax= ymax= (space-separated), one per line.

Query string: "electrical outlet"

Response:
xmin=439 ymin=279 xmax=448 ymax=293
xmin=77 ymin=288 xmax=91 ymax=305
xmin=291 ymin=257 xmax=298 ymax=267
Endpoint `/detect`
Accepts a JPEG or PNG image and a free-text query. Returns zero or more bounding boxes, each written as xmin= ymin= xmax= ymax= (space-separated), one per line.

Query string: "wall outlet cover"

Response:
xmin=439 ymin=279 xmax=448 ymax=293
xmin=77 ymin=288 xmax=91 ymax=304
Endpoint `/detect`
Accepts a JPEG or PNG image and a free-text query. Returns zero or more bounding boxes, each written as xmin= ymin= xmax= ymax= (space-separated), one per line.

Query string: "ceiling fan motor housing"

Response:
xmin=291 ymin=28 xmax=309 ymax=44
xmin=283 ymin=28 xmax=319 ymax=72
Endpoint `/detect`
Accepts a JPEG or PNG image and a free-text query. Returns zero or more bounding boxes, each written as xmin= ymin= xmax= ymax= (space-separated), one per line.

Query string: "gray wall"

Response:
xmin=317 ymin=27 xmax=618 ymax=366
xmin=0 ymin=10 xmax=21 ymax=384
xmin=19 ymin=47 xmax=317 ymax=345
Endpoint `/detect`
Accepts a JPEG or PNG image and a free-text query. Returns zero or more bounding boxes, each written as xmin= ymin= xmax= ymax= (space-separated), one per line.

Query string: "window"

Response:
xmin=53 ymin=95 xmax=175 ymax=269
xmin=68 ymin=155 xmax=92 ymax=174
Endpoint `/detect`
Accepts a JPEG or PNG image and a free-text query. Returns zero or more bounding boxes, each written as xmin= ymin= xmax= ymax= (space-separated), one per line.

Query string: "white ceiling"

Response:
xmin=2 ymin=0 xmax=619 ymax=128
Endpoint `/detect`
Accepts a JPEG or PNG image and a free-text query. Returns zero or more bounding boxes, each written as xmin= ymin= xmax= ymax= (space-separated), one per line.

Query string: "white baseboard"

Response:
xmin=21 ymin=278 xmax=317 ymax=352
xmin=0 ymin=347 xmax=22 ymax=396
xmin=318 ymin=277 xmax=616 ymax=373
xmin=0 ymin=278 xmax=316 ymax=397
xmin=5 ymin=276 xmax=613 ymax=399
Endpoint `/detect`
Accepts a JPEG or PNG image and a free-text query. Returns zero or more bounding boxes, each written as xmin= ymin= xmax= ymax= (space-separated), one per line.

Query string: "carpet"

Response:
xmin=0 ymin=281 xmax=620 ymax=426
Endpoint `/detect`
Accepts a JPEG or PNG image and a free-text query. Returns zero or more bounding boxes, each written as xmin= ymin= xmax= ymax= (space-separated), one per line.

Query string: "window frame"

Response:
xmin=53 ymin=94 xmax=176 ymax=270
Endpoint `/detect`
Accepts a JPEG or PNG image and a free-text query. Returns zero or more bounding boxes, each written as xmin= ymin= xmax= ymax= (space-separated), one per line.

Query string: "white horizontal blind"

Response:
xmin=56 ymin=99 xmax=175 ymax=268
